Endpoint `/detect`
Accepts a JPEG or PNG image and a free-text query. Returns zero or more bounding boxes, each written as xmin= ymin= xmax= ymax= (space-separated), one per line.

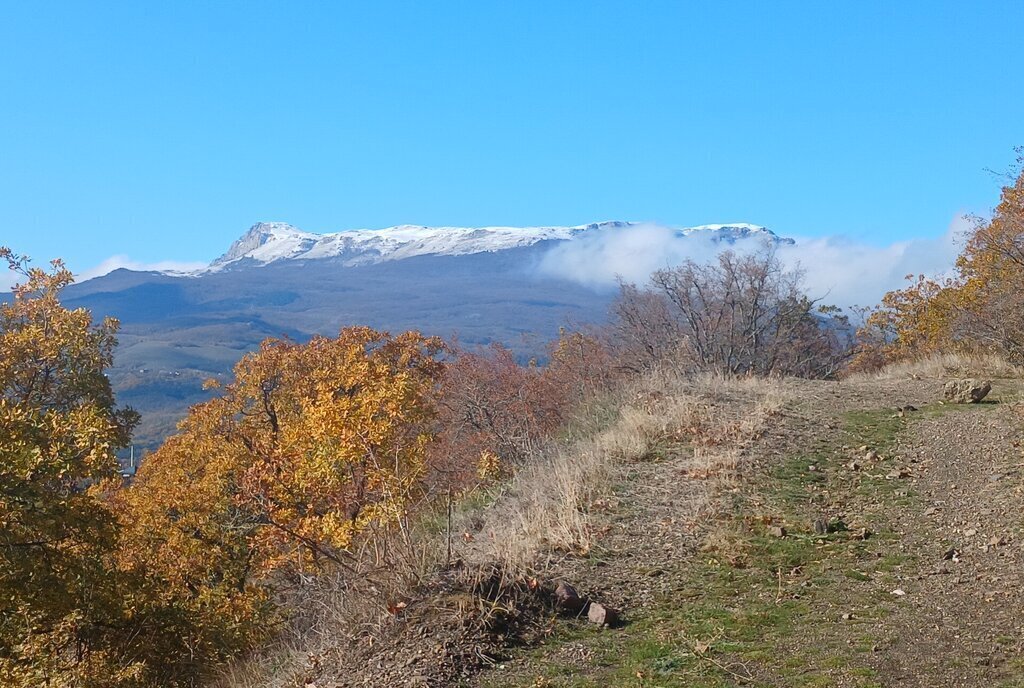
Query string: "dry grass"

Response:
xmin=215 ymin=508 xmax=452 ymax=688
xmin=457 ymin=368 xmax=786 ymax=574
xmin=846 ymin=353 xmax=1023 ymax=382
xmin=215 ymin=367 xmax=788 ymax=688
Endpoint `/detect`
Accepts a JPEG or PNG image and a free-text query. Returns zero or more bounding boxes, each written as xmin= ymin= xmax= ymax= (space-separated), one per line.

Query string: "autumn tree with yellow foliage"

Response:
xmin=112 ymin=327 xmax=446 ymax=682
xmin=0 ymin=249 xmax=140 ymax=686
xmin=859 ymin=155 xmax=1024 ymax=366
xmin=0 ymin=246 xmax=453 ymax=685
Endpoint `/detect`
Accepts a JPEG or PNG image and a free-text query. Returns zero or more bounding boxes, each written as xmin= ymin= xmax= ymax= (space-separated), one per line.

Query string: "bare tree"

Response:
xmin=611 ymin=244 xmax=851 ymax=378
xmin=609 ymin=281 xmax=686 ymax=374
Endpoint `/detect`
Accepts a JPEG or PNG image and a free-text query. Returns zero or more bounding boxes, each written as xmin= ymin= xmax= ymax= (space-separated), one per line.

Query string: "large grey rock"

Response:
xmin=943 ymin=379 xmax=992 ymax=404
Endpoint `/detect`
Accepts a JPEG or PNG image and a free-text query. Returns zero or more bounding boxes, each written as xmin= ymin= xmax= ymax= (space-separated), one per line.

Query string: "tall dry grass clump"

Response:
xmin=845 ymin=352 xmax=1022 ymax=381
xmin=456 ymin=367 xmax=787 ymax=575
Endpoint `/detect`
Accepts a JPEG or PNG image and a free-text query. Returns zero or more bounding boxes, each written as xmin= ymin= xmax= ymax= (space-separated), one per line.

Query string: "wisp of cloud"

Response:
xmin=536 ymin=218 xmax=969 ymax=309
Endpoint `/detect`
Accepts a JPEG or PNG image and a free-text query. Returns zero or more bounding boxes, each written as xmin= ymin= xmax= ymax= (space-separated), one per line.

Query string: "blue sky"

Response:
xmin=1 ymin=1 xmax=1022 ymax=278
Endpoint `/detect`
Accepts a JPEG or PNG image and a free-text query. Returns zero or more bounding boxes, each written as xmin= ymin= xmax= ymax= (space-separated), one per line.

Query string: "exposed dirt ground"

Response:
xmin=471 ymin=376 xmax=1024 ymax=688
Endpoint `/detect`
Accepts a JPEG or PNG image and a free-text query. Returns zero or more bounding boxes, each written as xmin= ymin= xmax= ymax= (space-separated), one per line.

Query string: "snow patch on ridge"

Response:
xmin=202 ymin=220 xmax=789 ymax=273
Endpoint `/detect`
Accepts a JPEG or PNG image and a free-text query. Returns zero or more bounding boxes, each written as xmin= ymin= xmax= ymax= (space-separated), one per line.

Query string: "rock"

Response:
xmin=553 ymin=581 xmax=586 ymax=613
xmin=989 ymin=535 xmax=1006 ymax=548
xmin=587 ymin=602 xmax=619 ymax=627
xmin=943 ymin=379 xmax=992 ymax=404
xmin=813 ymin=518 xmax=829 ymax=535
xmin=768 ymin=525 xmax=787 ymax=538
xmin=895 ymin=404 xmax=919 ymax=417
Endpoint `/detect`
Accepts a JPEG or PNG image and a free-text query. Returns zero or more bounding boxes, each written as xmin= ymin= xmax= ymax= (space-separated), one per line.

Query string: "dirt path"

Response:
xmin=474 ymin=376 xmax=1024 ymax=687
xmin=869 ymin=399 xmax=1024 ymax=685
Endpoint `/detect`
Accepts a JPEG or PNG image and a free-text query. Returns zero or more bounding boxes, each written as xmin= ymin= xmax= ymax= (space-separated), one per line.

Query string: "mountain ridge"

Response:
xmin=204 ymin=220 xmax=790 ymax=273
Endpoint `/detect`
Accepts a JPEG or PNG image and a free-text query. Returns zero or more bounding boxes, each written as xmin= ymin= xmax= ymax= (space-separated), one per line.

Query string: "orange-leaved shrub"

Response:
xmin=855 ymin=153 xmax=1024 ymax=369
xmin=429 ymin=330 xmax=622 ymax=490
xmin=112 ymin=327 xmax=446 ymax=683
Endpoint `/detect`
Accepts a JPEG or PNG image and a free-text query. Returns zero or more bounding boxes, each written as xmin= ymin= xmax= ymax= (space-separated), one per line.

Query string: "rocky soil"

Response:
xmin=473 ymin=375 xmax=1024 ymax=687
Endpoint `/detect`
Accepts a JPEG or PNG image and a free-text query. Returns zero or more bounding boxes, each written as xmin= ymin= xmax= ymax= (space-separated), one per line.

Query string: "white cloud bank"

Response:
xmin=537 ymin=218 xmax=971 ymax=309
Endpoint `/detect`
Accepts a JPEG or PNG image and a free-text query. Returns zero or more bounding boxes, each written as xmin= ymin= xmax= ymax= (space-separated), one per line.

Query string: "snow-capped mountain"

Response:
xmin=206 ymin=221 xmax=790 ymax=271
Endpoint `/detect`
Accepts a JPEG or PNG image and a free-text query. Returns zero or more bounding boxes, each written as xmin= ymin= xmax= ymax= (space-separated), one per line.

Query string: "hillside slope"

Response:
xmin=232 ymin=365 xmax=1024 ymax=688
xmin=474 ymin=372 xmax=1024 ymax=687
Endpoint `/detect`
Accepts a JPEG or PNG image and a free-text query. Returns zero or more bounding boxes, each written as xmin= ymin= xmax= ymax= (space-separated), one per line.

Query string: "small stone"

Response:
xmin=587 ymin=602 xmax=619 ymax=627
xmin=989 ymin=535 xmax=1006 ymax=548
xmin=768 ymin=525 xmax=787 ymax=538
xmin=964 ymin=528 xmax=978 ymax=537
xmin=891 ymin=588 xmax=906 ymax=596
xmin=554 ymin=581 xmax=586 ymax=613
xmin=813 ymin=518 xmax=828 ymax=535
xmin=841 ymin=612 xmax=855 ymax=621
